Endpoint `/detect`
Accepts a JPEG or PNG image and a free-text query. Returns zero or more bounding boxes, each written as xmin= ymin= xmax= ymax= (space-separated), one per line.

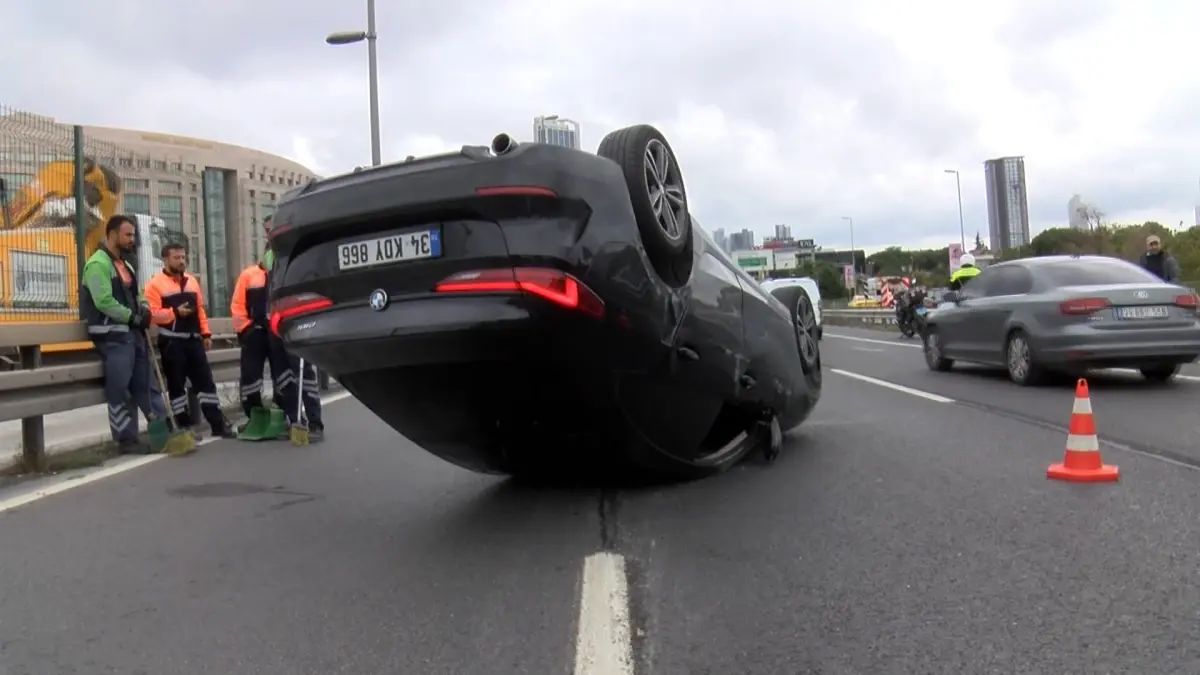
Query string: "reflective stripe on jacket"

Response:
xmin=80 ymin=248 xmax=140 ymax=339
xmin=144 ymin=269 xmax=211 ymax=339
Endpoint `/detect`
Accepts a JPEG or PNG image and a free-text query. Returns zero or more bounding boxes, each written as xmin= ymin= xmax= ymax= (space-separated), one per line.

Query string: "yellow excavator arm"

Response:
xmin=1 ymin=158 xmax=124 ymax=258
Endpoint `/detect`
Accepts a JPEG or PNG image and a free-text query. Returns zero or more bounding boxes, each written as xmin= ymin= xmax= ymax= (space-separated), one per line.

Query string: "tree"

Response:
xmin=973 ymin=231 xmax=987 ymax=254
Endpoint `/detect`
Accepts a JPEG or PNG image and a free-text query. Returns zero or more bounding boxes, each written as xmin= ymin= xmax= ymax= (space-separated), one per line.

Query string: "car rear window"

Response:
xmin=1039 ymin=260 xmax=1162 ymax=287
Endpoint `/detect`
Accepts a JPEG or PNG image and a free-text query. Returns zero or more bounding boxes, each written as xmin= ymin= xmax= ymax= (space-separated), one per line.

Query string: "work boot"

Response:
xmin=118 ymin=439 xmax=154 ymax=455
xmin=212 ymin=424 xmax=238 ymax=440
xmin=308 ymin=426 xmax=324 ymax=443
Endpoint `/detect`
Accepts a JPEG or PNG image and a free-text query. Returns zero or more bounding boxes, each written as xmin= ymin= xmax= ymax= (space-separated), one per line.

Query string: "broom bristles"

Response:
xmin=164 ymin=431 xmax=197 ymax=456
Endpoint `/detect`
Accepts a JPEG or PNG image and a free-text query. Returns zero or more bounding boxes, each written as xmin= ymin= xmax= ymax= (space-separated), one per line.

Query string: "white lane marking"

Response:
xmin=574 ymin=552 xmax=634 ymax=675
xmin=831 ymin=369 xmax=956 ymax=403
xmin=1106 ymin=367 xmax=1200 ymax=383
xmin=852 ymin=347 xmax=885 ymax=353
xmin=827 ymin=332 xmax=1200 ymax=382
xmin=0 ymin=390 xmax=354 ymax=516
xmin=826 ymin=332 xmax=921 ymax=349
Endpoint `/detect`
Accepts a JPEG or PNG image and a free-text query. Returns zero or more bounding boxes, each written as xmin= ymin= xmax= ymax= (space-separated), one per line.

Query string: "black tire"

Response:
xmin=597 ymin=125 xmax=692 ymax=269
xmin=1005 ymin=329 xmax=1047 ymax=386
xmin=768 ymin=286 xmax=822 ymax=390
xmin=817 ymin=325 xmax=823 ymax=341
xmin=923 ymin=326 xmax=954 ymax=372
xmin=1140 ymin=364 xmax=1180 ymax=383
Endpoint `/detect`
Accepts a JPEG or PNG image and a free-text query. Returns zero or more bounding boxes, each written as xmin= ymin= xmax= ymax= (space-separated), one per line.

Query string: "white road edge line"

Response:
xmin=826 ymin=332 xmax=1200 ymax=382
xmin=574 ymin=551 xmax=635 ymax=675
xmin=831 ymin=369 xmax=956 ymax=403
xmin=0 ymin=390 xmax=354 ymax=516
xmin=825 ymin=332 xmax=921 ymax=349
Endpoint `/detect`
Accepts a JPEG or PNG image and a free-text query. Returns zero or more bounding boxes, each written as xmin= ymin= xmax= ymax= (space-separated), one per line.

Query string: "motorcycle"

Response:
xmin=895 ymin=290 xmax=929 ymax=339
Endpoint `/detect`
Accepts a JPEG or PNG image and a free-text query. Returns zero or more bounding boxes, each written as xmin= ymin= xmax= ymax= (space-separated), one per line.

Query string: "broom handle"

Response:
xmin=295 ymin=357 xmax=306 ymax=426
xmin=144 ymin=330 xmax=178 ymax=433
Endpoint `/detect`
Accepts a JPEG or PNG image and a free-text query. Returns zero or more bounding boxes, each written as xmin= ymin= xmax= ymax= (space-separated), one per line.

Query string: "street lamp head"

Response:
xmin=943 ymin=168 xmax=957 ymax=175
xmin=326 ymin=30 xmax=368 ymax=45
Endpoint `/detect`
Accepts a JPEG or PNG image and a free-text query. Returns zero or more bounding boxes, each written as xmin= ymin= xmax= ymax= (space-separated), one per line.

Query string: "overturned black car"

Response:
xmin=265 ymin=124 xmax=822 ymax=481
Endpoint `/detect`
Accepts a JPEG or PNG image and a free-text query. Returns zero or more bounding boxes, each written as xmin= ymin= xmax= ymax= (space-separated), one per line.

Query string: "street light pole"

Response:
xmin=944 ymin=169 xmax=966 ymax=251
xmin=326 ymin=0 xmax=382 ymax=166
xmin=842 ymin=216 xmax=856 ymax=293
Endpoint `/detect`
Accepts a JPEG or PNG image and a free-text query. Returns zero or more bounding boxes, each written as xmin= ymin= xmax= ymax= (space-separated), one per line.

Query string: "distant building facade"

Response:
xmin=984 ymin=156 xmax=1031 ymax=250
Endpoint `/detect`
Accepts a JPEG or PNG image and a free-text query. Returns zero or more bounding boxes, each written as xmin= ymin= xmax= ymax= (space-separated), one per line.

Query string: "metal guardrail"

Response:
xmin=823 ymin=309 xmax=898 ymax=327
xmin=0 ymin=318 xmax=330 ymax=469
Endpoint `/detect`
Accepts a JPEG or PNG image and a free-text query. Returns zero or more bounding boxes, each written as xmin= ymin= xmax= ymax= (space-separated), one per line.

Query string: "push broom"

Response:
xmin=145 ymin=330 xmax=197 ymax=456
xmin=289 ymin=357 xmax=310 ymax=446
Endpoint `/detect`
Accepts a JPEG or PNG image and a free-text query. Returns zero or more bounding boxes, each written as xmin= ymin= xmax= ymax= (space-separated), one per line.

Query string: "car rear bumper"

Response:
xmin=1038 ymin=325 xmax=1200 ymax=368
xmin=279 ymin=294 xmax=665 ymax=473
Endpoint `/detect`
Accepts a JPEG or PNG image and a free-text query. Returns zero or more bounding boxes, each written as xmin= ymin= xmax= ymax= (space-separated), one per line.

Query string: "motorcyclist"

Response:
xmin=949 ymin=253 xmax=981 ymax=291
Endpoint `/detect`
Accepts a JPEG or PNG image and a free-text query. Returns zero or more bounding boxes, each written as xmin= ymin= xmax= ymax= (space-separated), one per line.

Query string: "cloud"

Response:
xmin=3 ymin=0 xmax=1198 ymax=253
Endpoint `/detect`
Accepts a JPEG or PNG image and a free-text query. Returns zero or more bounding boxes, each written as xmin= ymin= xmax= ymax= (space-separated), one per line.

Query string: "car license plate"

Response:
xmin=915 ymin=306 xmax=927 ymax=315
xmin=1115 ymin=305 xmax=1169 ymax=320
xmin=338 ymin=229 xmax=442 ymax=271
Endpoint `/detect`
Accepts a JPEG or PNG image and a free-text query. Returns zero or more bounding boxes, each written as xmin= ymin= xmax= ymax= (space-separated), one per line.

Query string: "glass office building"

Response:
xmin=533 ymin=116 xmax=581 ymax=150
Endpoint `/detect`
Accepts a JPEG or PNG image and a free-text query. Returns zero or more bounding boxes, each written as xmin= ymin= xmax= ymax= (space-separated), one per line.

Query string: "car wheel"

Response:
xmin=1140 ymin=364 xmax=1180 ymax=383
xmin=769 ymin=286 xmax=822 ymax=386
xmin=597 ymin=125 xmax=692 ymax=275
xmin=1005 ymin=329 xmax=1047 ymax=386
xmin=923 ymin=327 xmax=954 ymax=372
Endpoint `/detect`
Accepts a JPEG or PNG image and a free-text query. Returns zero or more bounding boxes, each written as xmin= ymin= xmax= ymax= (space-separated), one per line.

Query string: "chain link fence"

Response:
xmin=0 ymin=104 xmax=194 ymax=332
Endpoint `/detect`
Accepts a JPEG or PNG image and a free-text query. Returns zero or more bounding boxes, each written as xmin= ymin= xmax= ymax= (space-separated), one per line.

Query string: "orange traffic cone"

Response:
xmin=1047 ymin=378 xmax=1119 ymax=483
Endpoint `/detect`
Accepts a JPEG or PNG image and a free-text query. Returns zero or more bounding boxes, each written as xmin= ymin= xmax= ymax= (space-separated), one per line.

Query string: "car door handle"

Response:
xmin=676 ymin=346 xmax=700 ymax=362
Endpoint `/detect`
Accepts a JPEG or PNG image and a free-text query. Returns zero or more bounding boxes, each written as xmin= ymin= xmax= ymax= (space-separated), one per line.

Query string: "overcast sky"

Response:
xmin=5 ymin=0 xmax=1199 ymax=252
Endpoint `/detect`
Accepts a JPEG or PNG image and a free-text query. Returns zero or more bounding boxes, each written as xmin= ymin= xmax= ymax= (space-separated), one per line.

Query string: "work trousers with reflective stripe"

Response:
xmin=158 ymin=337 xmax=226 ymax=432
xmin=238 ymin=326 xmax=295 ymax=419
xmin=94 ymin=332 xmax=165 ymax=443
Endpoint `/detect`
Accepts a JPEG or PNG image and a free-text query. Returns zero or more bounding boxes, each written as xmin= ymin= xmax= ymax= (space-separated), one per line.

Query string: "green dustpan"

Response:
xmin=238 ymin=407 xmax=289 ymax=441
xmin=237 ymin=407 xmax=272 ymax=441
xmin=148 ymin=417 xmax=171 ymax=452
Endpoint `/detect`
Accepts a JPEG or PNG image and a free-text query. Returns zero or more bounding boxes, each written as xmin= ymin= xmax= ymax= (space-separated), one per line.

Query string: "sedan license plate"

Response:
xmin=1115 ymin=305 xmax=1169 ymax=320
xmin=338 ymin=229 xmax=442 ymax=271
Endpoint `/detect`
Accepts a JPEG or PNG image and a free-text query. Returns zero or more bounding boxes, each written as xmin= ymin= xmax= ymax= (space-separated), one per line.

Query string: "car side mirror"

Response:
xmin=941 ymin=291 xmax=961 ymax=304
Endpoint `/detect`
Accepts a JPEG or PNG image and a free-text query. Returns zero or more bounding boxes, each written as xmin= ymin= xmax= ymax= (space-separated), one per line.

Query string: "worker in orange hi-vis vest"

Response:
xmin=230 ymin=215 xmax=321 ymax=440
xmin=144 ymin=242 xmax=236 ymax=439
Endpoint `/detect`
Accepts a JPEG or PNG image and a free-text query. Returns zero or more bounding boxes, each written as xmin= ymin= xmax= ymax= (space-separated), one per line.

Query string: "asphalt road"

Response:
xmin=2 ymin=345 xmax=1200 ymax=674
xmin=823 ymin=325 xmax=1200 ymax=466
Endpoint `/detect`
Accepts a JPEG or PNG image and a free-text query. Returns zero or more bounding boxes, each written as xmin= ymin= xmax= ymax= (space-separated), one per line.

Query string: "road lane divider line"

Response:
xmin=0 ymin=391 xmax=354 ymax=516
xmin=574 ymin=551 xmax=634 ymax=675
xmin=826 ymin=332 xmax=922 ymax=349
xmin=830 ymin=369 xmax=956 ymax=403
xmin=1105 ymin=367 xmax=1200 ymax=383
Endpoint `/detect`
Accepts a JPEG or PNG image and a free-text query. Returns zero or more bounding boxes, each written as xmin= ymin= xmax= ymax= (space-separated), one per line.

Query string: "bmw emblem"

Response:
xmin=369 ymin=289 xmax=389 ymax=311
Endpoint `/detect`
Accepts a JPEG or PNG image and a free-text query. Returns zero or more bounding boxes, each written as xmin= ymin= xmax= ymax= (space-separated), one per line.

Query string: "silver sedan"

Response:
xmin=922 ymin=255 xmax=1200 ymax=385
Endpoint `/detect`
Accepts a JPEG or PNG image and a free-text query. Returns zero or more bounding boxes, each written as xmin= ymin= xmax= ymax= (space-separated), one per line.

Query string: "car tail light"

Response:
xmin=1059 ymin=297 xmax=1111 ymax=315
xmin=1175 ymin=293 xmax=1198 ymax=310
xmin=269 ymin=292 xmax=333 ymax=335
xmin=434 ymin=267 xmax=604 ymax=318
xmin=474 ymin=185 xmax=557 ymax=198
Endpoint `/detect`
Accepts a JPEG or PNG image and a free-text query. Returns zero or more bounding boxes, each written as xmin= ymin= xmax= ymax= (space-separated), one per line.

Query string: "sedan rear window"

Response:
xmin=1039 ymin=259 xmax=1163 ymax=287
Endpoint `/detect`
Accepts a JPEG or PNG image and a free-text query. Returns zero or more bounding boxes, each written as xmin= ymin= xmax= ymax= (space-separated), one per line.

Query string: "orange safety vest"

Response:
xmin=144 ymin=270 xmax=211 ymax=339
xmin=230 ymin=264 xmax=270 ymax=334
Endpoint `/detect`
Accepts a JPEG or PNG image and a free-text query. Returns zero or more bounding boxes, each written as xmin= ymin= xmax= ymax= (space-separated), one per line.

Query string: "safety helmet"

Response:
xmin=960 ymin=253 xmax=976 ymax=267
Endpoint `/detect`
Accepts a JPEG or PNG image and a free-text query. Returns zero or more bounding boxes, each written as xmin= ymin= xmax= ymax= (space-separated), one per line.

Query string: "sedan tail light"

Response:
xmin=435 ymin=267 xmax=604 ymax=319
xmin=1059 ymin=297 xmax=1111 ymax=315
xmin=1175 ymin=293 xmax=1198 ymax=310
xmin=269 ymin=292 xmax=333 ymax=336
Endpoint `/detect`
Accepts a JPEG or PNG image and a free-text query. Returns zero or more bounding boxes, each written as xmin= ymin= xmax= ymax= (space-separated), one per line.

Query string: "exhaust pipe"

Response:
xmin=491 ymin=133 xmax=518 ymax=156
